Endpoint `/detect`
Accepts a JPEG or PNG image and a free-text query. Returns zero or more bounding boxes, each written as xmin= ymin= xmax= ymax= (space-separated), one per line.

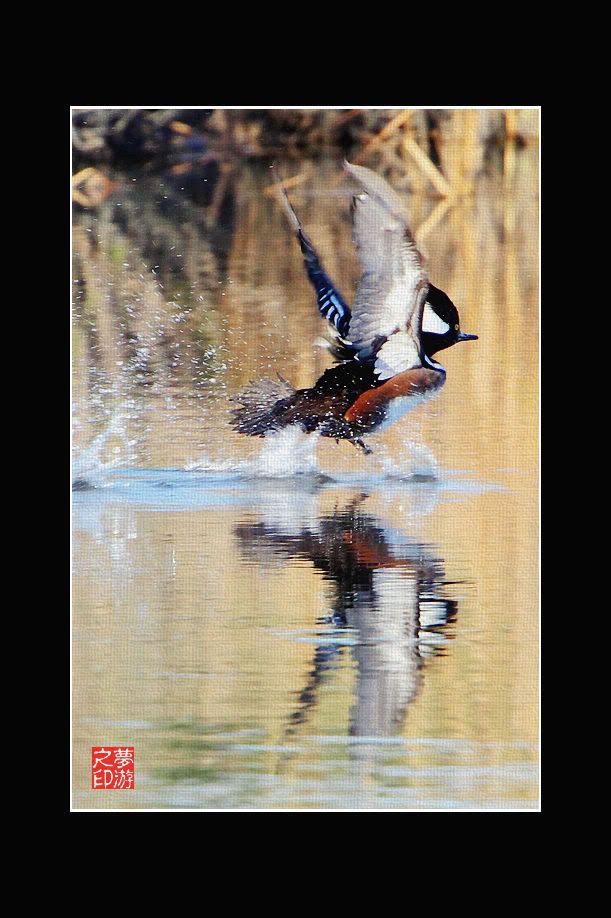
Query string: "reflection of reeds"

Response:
xmin=352 ymin=109 xmax=538 ymax=203
xmin=73 ymin=109 xmax=539 ymax=180
xmin=73 ymin=181 xmax=226 ymax=399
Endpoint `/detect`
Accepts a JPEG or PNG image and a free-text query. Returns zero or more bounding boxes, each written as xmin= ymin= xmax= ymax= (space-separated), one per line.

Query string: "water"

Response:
xmin=72 ymin=155 xmax=539 ymax=809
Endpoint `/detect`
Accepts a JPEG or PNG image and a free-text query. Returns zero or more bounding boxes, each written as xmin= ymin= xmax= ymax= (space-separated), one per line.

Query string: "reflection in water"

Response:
xmin=237 ymin=498 xmax=457 ymax=742
xmin=73 ymin=473 xmax=537 ymax=808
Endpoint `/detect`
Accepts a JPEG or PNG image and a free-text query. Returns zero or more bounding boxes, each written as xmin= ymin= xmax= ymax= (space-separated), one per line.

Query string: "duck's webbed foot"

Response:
xmin=351 ymin=437 xmax=373 ymax=456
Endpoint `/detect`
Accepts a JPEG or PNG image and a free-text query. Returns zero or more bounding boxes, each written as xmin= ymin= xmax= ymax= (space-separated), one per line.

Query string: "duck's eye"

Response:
xmin=455 ymin=324 xmax=460 ymax=331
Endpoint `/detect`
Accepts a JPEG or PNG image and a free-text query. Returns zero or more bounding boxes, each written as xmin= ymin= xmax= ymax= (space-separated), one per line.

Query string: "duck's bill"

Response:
xmin=457 ymin=332 xmax=478 ymax=341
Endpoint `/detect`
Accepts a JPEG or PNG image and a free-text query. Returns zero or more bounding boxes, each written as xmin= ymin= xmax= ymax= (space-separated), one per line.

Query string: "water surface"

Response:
xmin=72 ymin=155 xmax=539 ymax=809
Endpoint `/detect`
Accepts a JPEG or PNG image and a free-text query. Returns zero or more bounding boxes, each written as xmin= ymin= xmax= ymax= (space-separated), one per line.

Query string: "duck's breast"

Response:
xmin=344 ymin=367 xmax=445 ymax=432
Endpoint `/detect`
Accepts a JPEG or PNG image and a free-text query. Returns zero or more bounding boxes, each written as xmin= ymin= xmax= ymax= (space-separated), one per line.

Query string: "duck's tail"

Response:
xmin=229 ymin=375 xmax=297 ymax=436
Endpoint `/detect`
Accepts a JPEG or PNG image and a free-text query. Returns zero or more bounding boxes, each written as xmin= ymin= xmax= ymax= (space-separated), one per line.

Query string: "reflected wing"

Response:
xmin=343 ymin=162 xmax=428 ymax=377
xmin=350 ymin=569 xmax=423 ymax=737
xmin=280 ymin=191 xmax=352 ymax=339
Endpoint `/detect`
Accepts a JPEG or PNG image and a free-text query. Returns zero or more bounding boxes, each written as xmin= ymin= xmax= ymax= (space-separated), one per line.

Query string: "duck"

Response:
xmin=230 ymin=161 xmax=477 ymax=454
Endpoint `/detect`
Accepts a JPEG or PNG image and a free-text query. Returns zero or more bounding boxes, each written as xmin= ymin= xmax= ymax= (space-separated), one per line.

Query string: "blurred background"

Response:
xmin=72 ymin=108 xmax=539 ymax=810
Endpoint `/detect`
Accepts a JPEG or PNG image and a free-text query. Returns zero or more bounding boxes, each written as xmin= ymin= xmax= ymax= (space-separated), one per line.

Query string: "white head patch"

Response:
xmin=422 ymin=303 xmax=450 ymax=336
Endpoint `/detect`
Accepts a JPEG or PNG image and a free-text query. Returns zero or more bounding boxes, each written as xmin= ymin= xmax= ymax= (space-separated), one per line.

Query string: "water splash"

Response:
xmin=186 ymin=425 xmax=325 ymax=480
xmin=181 ymin=428 xmax=504 ymax=503
xmin=254 ymin=427 xmax=322 ymax=478
xmin=373 ymin=437 xmax=440 ymax=482
xmin=72 ymin=414 xmax=137 ymax=490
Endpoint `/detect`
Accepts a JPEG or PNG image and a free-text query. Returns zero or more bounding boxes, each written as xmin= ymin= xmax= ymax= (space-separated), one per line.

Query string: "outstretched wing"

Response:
xmin=343 ymin=162 xmax=429 ymax=380
xmin=280 ymin=191 xmax=352 ymax=339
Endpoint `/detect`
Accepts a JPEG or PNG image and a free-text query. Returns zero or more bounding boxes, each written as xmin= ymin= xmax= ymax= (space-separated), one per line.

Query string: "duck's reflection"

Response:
xmin=236 ymin=495 xmax=458 ymax=740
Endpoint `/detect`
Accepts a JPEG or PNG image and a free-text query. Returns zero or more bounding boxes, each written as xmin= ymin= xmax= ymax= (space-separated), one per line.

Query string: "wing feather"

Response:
xmin=343 ymin=162 xmax=428 ymax=372
xmin=280 ymin=190 xmax=352 ymax=340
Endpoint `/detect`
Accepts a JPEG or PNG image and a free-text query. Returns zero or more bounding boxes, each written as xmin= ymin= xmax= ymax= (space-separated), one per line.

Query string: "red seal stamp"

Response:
xmin=92 ymin=747 xmax=135 ymax=789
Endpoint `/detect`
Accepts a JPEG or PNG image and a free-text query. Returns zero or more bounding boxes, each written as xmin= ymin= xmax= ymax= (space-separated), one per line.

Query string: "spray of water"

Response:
xmin=373 ymin=437 xmax=440 ymax=482
xmin=185 ymin=426 xmax=442 ymax=484
xmin=185 ymin=425 xmax=325 ymax=480
xmin=72 ymin=414 xmax=137 ymax=489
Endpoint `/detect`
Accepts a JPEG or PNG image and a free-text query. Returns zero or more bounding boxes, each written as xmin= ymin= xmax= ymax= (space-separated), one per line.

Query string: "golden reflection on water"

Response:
xmin=72 ymin=148 xmax=538 ymax=809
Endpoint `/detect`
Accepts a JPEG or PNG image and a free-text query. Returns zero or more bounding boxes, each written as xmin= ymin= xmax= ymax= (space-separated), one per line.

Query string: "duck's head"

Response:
xmin=422 ymin=284 xmax=478 ymax=356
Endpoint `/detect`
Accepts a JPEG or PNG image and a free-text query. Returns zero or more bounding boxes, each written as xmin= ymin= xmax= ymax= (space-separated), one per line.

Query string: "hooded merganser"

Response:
xmin=231 ymin=162 xmax=477 ymax=454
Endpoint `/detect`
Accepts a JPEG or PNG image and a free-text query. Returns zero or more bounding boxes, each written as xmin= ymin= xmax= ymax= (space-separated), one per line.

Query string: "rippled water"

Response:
xmin=72 ymin=154 xmax=539 ymax=809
